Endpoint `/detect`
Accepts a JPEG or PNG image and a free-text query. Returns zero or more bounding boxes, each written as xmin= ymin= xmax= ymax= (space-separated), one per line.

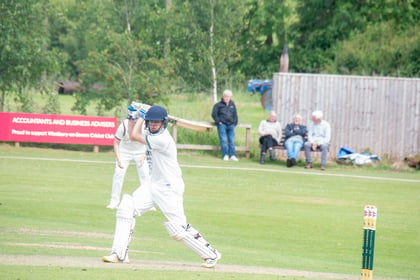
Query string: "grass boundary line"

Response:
xmin=1 ymin=156 xmax=419 ymax=183
xmin=181 ymin=164 xmax=420 ymax=183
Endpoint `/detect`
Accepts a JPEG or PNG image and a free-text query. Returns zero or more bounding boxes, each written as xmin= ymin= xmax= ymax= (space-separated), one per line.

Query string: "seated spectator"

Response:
xmin=304 ymin=110 xmax=331 ymax=170
xmin=258 ymin=111 xmax=282 ymax=164
xmin=284 ymin=113 xmax=307 ymax=167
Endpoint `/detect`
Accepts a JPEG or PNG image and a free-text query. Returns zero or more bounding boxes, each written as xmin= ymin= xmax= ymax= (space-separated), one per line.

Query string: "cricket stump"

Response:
xmin=361 ymin=205 xmax=377 ymax=280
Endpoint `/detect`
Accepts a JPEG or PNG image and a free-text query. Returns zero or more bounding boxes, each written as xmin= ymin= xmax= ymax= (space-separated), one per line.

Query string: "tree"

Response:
xmin=326 ymin=21 xmax=420 ymax=76
xmin=238 ymin=0 xmax=290 ymax=78
xmin=324 ymin=0 xmax=420 ymax=77
xmin=46 ymin=0 xmax=116 ymax=80
xmin=290 ymin=0 xmax=419 ymax=76
xmin=47 ymin=0 xmax=247 ymax=98
xmin=290 ymin=0 xmax=356 ymax=73
xmin=0 ymin=0 xmax=61 ymax=111
xmin=74 ymin=31 xmax=174 ymax=115
xmin=208 ymin=0 xmax=247 ymax=96
xmin=154 ymin=0 xmax=246 ymax=93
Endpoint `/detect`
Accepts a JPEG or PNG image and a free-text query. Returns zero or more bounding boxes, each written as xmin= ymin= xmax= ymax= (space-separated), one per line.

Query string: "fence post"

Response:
xmin=245 ymin=126 xmax=251 ymax=158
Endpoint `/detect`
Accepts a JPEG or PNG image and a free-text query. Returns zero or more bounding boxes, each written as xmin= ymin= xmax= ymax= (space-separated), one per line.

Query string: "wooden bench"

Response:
xmin=272 ymin=129 xmax=291 ymax=151
xmin=171 ymin=122 xmax=252 ymax=158
xmin=261 ymin=129 xmax=302 ymax=151
xmin=265 ymin=129 xmax=323 ymax=156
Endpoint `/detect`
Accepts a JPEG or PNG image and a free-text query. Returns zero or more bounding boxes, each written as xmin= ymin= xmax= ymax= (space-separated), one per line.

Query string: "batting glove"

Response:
xmin=137 ymin=108 xmax=148 ymax=120
xmin=127 ymin=105 xmax=138 ymax=120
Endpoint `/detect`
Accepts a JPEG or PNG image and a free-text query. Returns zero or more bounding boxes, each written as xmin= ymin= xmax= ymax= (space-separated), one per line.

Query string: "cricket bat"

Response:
xmin=139 ymin=103 xmax=213 ymax=133
xmin=168 ymin=116 xmax=213 ymax=132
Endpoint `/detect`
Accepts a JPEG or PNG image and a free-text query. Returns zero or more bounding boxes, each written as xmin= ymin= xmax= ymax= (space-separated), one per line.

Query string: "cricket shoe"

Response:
xmin=201 ymin=251 xmax=222 ymax=268
xmin=102 ymin=253 xmax=130 ymax=263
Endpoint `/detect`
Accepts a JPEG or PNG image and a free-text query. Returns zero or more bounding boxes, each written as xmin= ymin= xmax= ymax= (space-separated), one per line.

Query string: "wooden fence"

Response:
xmin=272 ymin=73 xmax=420 ymax=160
xmin=172 ymin=123 xmax=252 ymax=158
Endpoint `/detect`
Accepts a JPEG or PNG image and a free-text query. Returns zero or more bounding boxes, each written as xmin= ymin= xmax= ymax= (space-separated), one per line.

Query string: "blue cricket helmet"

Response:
xmin=145 ymin=105 xmax=169 ymax=133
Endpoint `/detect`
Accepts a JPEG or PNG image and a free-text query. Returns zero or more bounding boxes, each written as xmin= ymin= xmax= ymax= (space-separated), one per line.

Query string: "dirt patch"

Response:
xmin=1 ymin=229 xmax=395 ymax=279
xmin=3 ymin=242 xmax=162 ymax=255
xmin=3 ymin=228 xmax=164 ymax=255
xmin=1 ymin=228 xmax=357 ymax=278
xmin=0 ymin=254 xmax=359 ymax=279
xmin=10 ymin=228 xmax=114 ymax=239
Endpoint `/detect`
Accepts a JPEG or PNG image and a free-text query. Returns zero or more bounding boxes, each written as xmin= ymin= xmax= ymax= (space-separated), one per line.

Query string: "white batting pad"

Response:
xmin=164 ymin=221 xmax=187 ymax=240
xmin=111 ymin=194 xmax=136 ymax=260
xmin=164 ymin=222 xmax=219 ymax=260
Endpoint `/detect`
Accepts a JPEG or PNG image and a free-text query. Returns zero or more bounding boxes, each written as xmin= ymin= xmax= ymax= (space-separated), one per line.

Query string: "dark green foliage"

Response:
xmin=1 ymin=0 xmax=418 ymax=116
xmin=290 ymin=0 xmax=419 ymax=77
xmin=74 ymin=31 xmax=173 ymax=114
xmin=291 ymin=0 xmax=361 ymax=73
xmin=326 ymin=21 xmax=420 ymax=76
xmin=0 ymin=0 xmax=61 ymax=111
xmin=238 ymin=0 xmax=290 ymax=78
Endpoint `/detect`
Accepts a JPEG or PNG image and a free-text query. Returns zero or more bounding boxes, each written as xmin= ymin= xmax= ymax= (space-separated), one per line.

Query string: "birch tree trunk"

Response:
xmin=210 ymin=0 xmax=217 ymax=103
xmin=164 ymin=0 xmax=172 ymax=57
xmin=124 ymin=0 xmax=133 ymax=32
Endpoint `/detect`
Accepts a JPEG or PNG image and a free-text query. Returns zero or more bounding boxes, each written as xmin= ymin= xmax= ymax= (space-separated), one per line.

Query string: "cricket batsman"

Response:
xmin=102 ymin=105 xmax=221 ymax=268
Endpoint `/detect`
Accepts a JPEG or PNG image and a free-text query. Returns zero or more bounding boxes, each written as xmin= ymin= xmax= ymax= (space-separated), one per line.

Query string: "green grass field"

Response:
xmin=0 ymin=144 xmax=419 ymax=279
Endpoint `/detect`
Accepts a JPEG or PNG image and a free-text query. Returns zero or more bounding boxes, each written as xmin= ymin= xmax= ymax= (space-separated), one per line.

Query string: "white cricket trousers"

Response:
xmin=110 ymin=152 xmax=149 ymax=204
xmin=133 ymin=179 xmax=186 ymax=225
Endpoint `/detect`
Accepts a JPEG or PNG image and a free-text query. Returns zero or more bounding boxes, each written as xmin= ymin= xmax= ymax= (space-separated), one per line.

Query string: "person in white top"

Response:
xmin=304 ymin=110 xmax=331 ymax=170
xmin=102 ymin=105 xmax=221 ymax=268
xmin=107 ymin=102 xmax=150 ymax=209
xmin=257 ymin=111 xmax=282 ymax=164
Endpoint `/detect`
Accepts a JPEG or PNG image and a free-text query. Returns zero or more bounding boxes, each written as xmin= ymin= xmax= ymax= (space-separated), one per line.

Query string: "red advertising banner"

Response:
xmin=0 ymin=112 xmax=118 ymax=146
